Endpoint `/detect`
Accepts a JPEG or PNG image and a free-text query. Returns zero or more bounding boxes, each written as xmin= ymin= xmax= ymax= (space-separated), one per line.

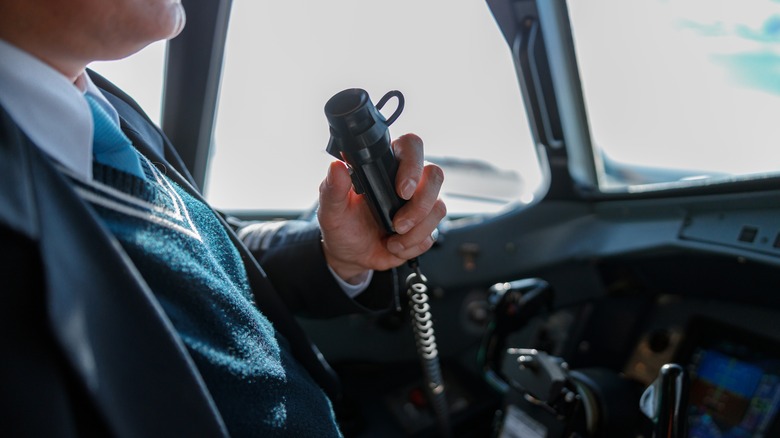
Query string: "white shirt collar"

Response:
xmin=0 ymin=39 xmax=115 ymax=181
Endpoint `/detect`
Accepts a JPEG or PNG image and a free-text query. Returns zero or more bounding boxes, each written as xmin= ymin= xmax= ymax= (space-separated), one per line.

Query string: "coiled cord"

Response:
xmin=406 ymin=264 xmax=450 ymax=437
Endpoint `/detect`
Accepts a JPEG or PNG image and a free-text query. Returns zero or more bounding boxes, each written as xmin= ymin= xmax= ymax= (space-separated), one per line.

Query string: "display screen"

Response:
xmin=686 ymin=333 xmax=780 ymax=437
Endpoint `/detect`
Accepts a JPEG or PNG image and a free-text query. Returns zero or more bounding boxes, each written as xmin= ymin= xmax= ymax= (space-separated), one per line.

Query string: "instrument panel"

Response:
xmin=625 ymin=311 xmax=780 ymax=437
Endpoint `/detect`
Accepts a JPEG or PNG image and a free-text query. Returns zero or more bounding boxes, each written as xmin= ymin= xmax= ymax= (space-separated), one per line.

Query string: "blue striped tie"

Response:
xmin=86 ymin=94 xmax=145 ymax=179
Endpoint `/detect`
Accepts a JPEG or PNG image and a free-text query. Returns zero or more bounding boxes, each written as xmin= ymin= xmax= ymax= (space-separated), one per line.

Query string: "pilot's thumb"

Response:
xmin=318 ymin=161 xmax=352 ymax=217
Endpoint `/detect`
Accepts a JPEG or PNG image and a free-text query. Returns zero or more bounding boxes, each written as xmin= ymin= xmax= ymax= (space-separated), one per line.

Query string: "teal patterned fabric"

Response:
xmin=67 ymin=158 xmax=343 ymax=437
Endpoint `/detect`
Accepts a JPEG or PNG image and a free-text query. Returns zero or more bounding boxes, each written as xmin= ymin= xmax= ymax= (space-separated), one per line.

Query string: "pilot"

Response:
xmin=0 ymin=0 xmax=446 ymax=436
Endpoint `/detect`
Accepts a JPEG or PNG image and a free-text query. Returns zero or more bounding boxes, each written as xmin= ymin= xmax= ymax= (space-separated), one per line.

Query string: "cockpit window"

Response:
xmin=567 ymin=0 xmax=780 ymax=192
xmin=205 ymin=1 xmax=541 ymax=216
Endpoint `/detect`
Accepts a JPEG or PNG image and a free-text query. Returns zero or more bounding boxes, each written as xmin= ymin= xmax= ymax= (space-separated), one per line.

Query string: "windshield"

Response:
xmin=204 ymin=0 xmax=541 ymax=216
xmin=567 ymin=0 xmax=780 ymax=192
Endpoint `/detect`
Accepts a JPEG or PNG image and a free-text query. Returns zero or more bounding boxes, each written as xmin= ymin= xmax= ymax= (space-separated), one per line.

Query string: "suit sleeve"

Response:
xmin=236 ymin=219 xmax=399 ymax=318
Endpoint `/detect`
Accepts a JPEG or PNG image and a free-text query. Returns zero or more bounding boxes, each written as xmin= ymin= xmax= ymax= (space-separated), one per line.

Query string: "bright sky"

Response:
xmin=568 ymin=0 xmax=780 ymax=179
xmin=206 ymin=0 xmax=539 ymax=212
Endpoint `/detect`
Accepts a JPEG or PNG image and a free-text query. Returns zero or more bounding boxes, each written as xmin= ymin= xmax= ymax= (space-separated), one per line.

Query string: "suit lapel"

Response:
xmin=0 ymin=105 xmax=230 ymax=436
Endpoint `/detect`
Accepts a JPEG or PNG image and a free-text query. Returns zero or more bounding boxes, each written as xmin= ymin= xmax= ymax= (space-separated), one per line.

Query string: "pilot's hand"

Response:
xmin=318 ymin=133 xmax=446 ymax=284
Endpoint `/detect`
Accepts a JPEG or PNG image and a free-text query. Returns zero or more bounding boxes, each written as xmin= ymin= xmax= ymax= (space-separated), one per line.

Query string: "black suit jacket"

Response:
xmin=0 ymin=71 xmax=395 ymax=437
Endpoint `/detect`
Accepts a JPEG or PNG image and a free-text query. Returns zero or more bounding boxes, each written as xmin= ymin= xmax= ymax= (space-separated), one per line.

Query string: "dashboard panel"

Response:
xmin=298 ymin=188 xmax=780 ymax=436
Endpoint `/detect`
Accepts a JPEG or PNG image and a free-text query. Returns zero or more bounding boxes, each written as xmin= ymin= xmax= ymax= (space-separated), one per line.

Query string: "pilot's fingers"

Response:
xmin=387 ymin=198 xmax=447 ymax=259
xmin=392 ymin=133 xmax=425 ymax=200
xmin=318 ymin=161 xmax=353 ymax=221
xmin=392 ymin=163 xmax=445 ymax=235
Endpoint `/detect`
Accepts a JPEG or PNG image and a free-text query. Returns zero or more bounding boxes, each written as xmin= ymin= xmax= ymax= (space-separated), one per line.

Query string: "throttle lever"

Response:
xmin=640 ymin=363 xmax=689 ymax=438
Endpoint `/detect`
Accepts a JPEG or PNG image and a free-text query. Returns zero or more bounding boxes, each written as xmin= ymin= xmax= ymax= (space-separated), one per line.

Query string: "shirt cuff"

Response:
xmin=327 ymin=265 xmax=374 ymax=299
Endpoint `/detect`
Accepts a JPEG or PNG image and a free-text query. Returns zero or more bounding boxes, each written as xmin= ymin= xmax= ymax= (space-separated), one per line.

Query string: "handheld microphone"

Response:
xmin=324 ymin=88 xmax=451 ymax=436
xmin=324 ymin=88 xmax=406 ymax=234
